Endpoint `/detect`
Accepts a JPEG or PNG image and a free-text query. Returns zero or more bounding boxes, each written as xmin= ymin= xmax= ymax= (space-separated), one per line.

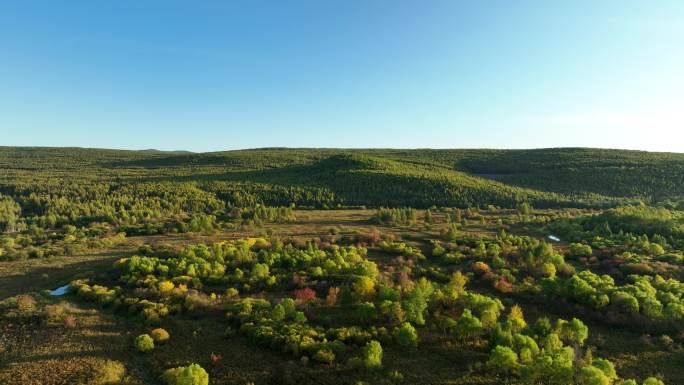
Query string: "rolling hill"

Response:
xmin=1 ymin=147 xmax=682 ymax=213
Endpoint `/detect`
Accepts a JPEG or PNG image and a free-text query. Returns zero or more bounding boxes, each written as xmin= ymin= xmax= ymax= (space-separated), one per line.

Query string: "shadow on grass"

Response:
xmin=0 ymin=250 xmax=134 ymax=300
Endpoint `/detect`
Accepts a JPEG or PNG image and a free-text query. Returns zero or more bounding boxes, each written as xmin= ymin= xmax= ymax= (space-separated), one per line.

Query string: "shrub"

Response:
xmin=658 ymin=334 xmax=674 ymax=349
xmin=184 ymin=291 xmax=214 ymax=313
xmin=210 ymin=353 xmax=222 ymax=366
xmin=538 ymin=263 xmax=557 ymax=279
xmin=568 ymin=243 xmax=593 ymax=258
xmin=150 ymin=328 xmax=170 ymax=343
xmin=393 ymin=322 xmax=418 ymax=348
xmin=472 ymin=261 xmax=490 ymax=275
xmin=161 ymin=363 xmax=209 ymax=385
xmin=363 ymin=340 xmax=383 ymax=369
xmin=432 ymin=243 xmax=446 ymax=257
xmin=134 ymin=334 xmax=155 ymax=352
xmin=642 ymin=378 xmax=664 ymax=385
xmin=326 ymin=287 xmax=340 ymax=305
xmin=313 ymin=348 xmax=336 ymax=364
xmin=271 ymin=304 xmax=286 ymax=321
xmin=64 ymin=315 xmax=77 ymax=328
xmin=43 ymin=303 xmax=66 ymax=323
xmin=158 ymin=280 xmax=175 ymax=293
xmin=388 ymin=370 xmax=404 ymax=381
xmin=225 ymin=287 xmax=239 ymax=298
xmin=91 ymin=360 xmax=126 ymax=385
xmin=15 ymin=295 xmax=37 ymax=314
xmin=293 ymin=287 xmax=317 ymax=302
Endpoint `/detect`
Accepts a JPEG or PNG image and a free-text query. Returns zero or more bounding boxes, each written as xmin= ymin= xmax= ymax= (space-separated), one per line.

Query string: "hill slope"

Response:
xmin=1 ymin=147 xmax=682 ymax=211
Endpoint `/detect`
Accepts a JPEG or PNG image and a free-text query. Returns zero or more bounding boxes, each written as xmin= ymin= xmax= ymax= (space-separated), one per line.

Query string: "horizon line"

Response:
xmin=1 ymin=145 xmax=684 ymax=155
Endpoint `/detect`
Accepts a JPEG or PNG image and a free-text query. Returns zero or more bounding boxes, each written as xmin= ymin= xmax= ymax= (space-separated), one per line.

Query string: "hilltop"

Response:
xmin=1 ymin=147 xmax=682 ymax=211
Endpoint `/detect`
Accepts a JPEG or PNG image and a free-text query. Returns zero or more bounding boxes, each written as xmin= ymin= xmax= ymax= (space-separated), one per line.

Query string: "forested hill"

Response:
xmin=1 ymin=147 xmax=683 ymax=212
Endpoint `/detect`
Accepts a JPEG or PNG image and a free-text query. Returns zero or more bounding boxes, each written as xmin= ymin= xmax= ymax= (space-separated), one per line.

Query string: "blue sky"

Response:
xmin=1 ymin=1 xmax=683 ymax=152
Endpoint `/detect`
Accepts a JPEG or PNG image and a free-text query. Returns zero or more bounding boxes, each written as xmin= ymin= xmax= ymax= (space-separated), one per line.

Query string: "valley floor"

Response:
xmin=0 ymin=210 xmax=681 ymax=385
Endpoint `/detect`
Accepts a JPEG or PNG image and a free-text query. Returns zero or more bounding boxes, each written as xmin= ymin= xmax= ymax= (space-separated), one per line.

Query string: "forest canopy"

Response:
xmin=1 ymin=147 xmax=681 ymax=234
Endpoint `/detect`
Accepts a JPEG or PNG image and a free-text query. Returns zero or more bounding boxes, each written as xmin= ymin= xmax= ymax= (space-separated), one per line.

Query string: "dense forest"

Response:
xmin=2 ymin=146 xmax=682 ymax=234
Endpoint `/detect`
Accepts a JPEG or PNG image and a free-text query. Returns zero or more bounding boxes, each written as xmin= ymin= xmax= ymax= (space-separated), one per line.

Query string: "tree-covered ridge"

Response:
xmin=217 ymin=154 xmax=612 ymax=208
xmin=129 ymin=147 xmax=684 ymax=200
xmin=1 ymin=147 xmax=683 ymax=220
xmin=452 ymin=148 xmax=684 ymax=199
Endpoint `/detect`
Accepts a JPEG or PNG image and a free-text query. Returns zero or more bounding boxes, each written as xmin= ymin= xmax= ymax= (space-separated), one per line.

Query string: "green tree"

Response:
xmin=516 ymin=202 xmax=533 ymax=215
xmin=0 ymin=195 xmax=20 ymax=233
xmin=402 ymin=286 xmax=429 ymax=326
xmin=473 ymin=241 xmax=487 ymax=258
xmin=520 ymin=347 xmax=574 ymax=385
xmin=424 ymin=209 xmax=434 ymax=225
xmin=250 ymin=263 xmax=270 ymax=281
xmin=487 ymin=345 xmax=518 ymax=374
xmin=271 ymin=304 xmax=286 ymax=321
xmin=363 ymin=340 xmax=383 ymax=369
xmin=647 ymin=243 xmax=665 ymax=256
xmin=445 ymin=224 xmax=460 ymax=241
xmin=356 ymin=302 xmax=377 ymax=324
xmin=488 ymin=243 xmax=502 ymax=259
xmin=506 ymin=305 xmax=527 ymax=333
xmin=643 ymin=297 xmax=663 ymax=319
xmin=353 ymin=276 xmax=376 ymax=301
xmin=560 ymin=318 xmax=589 ymax=347
xmin=513 ymin=334 xmax=540 ymax=358
xmin=393 ymin=322 xmax=419 ymax=348
xmin=612 ymin=291 xmax=640 ymax=315
xmin=615 ymin=380 xmax=638 ymax=385
xmin=578 ymin=366 xmax=610 ymax=385
xmin=591 ymin=358 xmax=617 ymax=381
xmin=456 ymin=309 xmax=483 ymax=341
xmin=380 ymin=300 xmax=405 ymax=325
xmin=444 ymin=271 xmax=468 ymax=301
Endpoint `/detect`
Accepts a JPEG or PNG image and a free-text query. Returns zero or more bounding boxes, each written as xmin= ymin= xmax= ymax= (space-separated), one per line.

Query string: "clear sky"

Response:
xmin=1 ymin=1 xmax=683 ymax=152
